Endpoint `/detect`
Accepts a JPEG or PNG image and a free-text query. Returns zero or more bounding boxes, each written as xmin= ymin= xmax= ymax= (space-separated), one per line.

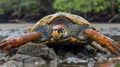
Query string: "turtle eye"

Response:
xmin=58 ymin=28 xmax=63 ymax=33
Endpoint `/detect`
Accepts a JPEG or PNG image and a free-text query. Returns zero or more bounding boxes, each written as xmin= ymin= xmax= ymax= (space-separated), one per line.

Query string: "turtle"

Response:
xmin=0 ymin=12 xmax=120 ymax=56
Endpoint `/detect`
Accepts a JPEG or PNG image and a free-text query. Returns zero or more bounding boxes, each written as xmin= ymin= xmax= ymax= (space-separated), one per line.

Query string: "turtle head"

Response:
xmin=52 ymin=24 xmax=67 ymax=40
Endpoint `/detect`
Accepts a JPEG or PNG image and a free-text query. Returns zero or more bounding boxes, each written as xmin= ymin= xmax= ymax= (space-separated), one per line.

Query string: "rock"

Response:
xmin=17 ymin=42 xmax=57 ymax=60
xmin=0 ymin=54 xmax=46 ymax=67
xmin=0 ymin=42 xmax=58 ymax=67
xmin=0 ymin=58 xmax=5 ymax=65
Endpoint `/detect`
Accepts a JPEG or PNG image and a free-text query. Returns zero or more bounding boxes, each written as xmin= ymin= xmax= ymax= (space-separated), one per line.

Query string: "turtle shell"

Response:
xmin=27 ymin=12 xmax=97 ymax=32
xmin=26 ymin=12 xmax=98 ymax=41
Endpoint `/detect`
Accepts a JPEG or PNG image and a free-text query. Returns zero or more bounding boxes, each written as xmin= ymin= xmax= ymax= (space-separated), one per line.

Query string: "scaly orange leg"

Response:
xmin=90 ymin=41 xmax=109 ymax=53
xmin=0 ymin=32 xmax=41 ymax=50
xmin=83 ymin=29 xmax=120 ymax=55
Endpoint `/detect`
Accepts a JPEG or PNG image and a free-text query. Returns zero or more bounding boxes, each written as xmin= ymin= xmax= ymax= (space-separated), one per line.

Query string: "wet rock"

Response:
xmin=58 ymin=57 xmax=88 ymax=64
xmin=0 ymin=55 xmax=46 ymax=67
xmin=77 ymin=53 xmax=88 ymax=59
xmin=11 ymin=54 xmax=46 ymax=64
xmin=17 ymin=42 xmax=57 ymax=60
xmin=64 ymin=52 xmax=77 ymax=58
xmin=0 ymin=57 xmax=5 ymax=65
xmin=0 ymin=42 xmax=58 ymax=67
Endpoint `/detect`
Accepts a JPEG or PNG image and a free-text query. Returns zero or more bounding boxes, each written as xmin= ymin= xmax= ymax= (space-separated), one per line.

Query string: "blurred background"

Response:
xmin=0 ymin=0 xmax=120 ymax=48
xmin=0 ymin=0 xmax=120 ymax=23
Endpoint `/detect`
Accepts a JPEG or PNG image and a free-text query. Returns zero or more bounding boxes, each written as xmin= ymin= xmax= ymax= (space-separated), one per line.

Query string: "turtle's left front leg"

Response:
xmin=89 ymin=41 xmax=109 ymax=54
xmin=83 ymin=29 xmax=120 ymax=55
xmin=0 ymin=32 xmax=41 ymax=50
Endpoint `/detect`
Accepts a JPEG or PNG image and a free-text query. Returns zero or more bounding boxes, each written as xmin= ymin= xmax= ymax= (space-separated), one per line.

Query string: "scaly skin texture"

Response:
xmin=0 ymin=12 xmax=120 ymax=56
xmin=83 ymin=29 xmax=120 ymax=55
xmin=0 ymin=32 xmax=41 ymax=50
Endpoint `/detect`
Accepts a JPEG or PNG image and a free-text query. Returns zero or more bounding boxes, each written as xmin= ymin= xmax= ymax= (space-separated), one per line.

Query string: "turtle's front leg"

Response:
xmin=0 ymin=32 xmax=41 ymax=50
xmin=83 ymin=29 xmax=120 ymax=55
xmin=89 ymin=41 xmax=109 ymax=53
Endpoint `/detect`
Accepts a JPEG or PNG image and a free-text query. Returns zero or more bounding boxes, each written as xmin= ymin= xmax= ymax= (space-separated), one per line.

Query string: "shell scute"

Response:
xmin=26 ymin=12 xmax=98 ymax=32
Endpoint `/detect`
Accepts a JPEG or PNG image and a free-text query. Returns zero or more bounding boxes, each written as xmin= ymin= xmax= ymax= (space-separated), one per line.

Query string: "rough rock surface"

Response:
xmin=0 ymin=43 xmax=58 ymax=67
xmin=0 ymin=42 xmax=113 ymax=67
xmin=17 ymin=43 xmax=57 ymax=60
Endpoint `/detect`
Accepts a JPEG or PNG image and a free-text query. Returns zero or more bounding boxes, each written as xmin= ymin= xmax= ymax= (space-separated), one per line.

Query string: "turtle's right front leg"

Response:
xmin=0 ymin=32 xmax=41 ymax=50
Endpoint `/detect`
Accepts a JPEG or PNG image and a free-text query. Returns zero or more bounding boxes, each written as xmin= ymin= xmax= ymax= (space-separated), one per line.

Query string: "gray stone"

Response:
xmin=0 ymin=55 xmax=46 ymax=67
xmin=17 ymin=42 xmax=57 ymax=60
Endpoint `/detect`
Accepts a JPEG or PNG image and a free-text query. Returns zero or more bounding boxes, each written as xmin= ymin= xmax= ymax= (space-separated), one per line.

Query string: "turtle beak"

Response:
xmin=52 ymin=30 xmax=59 ymax=37
xmin=52 ymin=30 xmax=63 ymax=39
